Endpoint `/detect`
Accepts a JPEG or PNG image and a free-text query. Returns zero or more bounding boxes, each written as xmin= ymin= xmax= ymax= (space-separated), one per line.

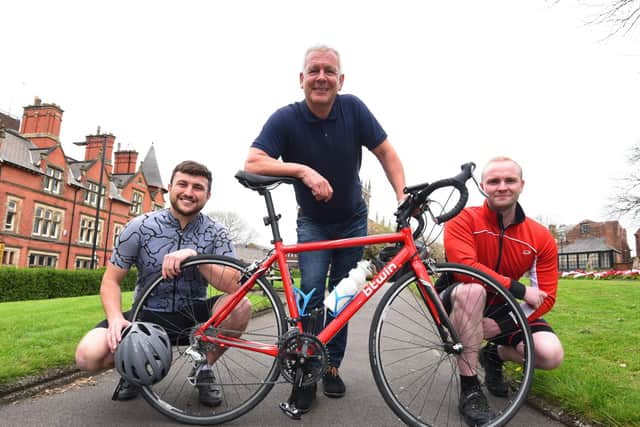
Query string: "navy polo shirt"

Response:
xmin=252 ymin=94 xmax=387 ymax=223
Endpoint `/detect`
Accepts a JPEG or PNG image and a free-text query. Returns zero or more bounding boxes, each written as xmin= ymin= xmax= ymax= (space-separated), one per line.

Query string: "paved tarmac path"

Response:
xmin=1 ymin=290 xmax=566 ymax=427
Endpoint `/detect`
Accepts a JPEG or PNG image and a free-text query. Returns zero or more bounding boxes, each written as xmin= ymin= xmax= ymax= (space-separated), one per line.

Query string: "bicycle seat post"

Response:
xmin=259 ymin=188 xmax=282 ymax=243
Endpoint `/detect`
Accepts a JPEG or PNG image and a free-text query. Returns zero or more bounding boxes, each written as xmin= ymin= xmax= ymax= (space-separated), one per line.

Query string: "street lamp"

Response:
xmin=74 ymin=132 xmax=107 ymax=269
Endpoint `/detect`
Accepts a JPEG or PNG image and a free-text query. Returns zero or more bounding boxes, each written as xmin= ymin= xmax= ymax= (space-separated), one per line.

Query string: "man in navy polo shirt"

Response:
xmin=244 ymin=45 xmax=406 ymax=413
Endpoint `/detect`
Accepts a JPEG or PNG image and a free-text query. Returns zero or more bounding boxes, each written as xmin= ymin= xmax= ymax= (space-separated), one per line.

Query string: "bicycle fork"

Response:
xmin=417 ymin=278 xmax=464 ymax=355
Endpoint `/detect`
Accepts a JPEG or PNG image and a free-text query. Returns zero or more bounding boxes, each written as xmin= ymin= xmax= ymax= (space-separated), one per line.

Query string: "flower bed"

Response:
xmin=561 ymin=269 xmax=640 ymax=280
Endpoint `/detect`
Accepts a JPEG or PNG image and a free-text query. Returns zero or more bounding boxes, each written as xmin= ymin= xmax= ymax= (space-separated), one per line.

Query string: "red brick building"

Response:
xmin=551 ymin=219 xmax=632 ymax=271
xmin=0 ymin=98 xmax=166 ymax=269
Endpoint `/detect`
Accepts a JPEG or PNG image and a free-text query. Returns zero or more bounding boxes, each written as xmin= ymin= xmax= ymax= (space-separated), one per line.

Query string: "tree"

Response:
xmin=609 ymin=144 xmax=640 ymax=220
xmin=207 ymin=210 xmax=259 ymax=245
xmin=583 ymin=0 xmax=640 ymax=37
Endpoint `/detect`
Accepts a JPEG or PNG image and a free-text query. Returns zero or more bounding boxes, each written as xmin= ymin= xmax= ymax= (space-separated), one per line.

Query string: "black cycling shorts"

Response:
xmin=95 ymin=296 xmax=221 ymax=345
xmin=439 ymin=282 xmax=555 ymax=347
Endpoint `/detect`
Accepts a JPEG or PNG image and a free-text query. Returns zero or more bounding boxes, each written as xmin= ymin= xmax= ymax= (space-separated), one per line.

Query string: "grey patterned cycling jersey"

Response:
xmin=111 ymin=209 xmax=235 ymax=312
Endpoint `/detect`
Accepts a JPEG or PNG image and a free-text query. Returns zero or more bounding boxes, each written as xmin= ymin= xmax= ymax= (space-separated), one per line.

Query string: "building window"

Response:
xmin=601 ymin=253 xmax=612 ymax=269
xmin=75 ymin=256 xmax=95 ymax=269
xmin=587 ymin=253 xmax=599 ymax=269
xmin=44 ymin=166 xmax=64 ymax=194
xmin=580 ymin=223 xmax=591 ymax=234
xmin=577 ymin=253 xmax=588 ymax=269
xmin=567 ymin=254 xmax=577 ymax=270
xmin=78 ymin=215 xmax=104 ymax=245
xmin=32 ymin=204 xmax=63 ymax=239
xmin=113 ymin=223 xmax=124 ymax=247
xmin=558 ymin=254 xmax=567 ymax=271
xmin=130 ymin=191 xmax=144 ymax=215
xmin=4 ymin=198 xmax=20 ymax=232
xmin=84 ymin=182 xmax=106 ymax=208
xmin=1 ymin=247 xmax=19 ymax=266
xmin=153 ymin=203 xmax=164 ymax=211
xmin=28 ymin=251 xmax=58 ymax=268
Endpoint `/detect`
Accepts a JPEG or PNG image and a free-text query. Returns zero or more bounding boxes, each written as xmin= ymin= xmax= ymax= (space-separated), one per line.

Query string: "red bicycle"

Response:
xmin=127 ymin=163 xmax=535 ymax=426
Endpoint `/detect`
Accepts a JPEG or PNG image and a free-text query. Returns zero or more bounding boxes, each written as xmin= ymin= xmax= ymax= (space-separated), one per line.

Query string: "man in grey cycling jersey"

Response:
xmin=75 ymin=160 xmax=251 ymax=406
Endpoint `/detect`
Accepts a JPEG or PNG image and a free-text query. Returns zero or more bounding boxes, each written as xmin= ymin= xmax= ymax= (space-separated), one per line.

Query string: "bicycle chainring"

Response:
xmin=278 ymin=331 xmax=327 ymax=387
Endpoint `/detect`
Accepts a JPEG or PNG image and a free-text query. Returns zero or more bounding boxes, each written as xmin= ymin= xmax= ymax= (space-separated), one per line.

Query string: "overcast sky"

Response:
xmin=2 ymin=1 xmax=639 ymax=251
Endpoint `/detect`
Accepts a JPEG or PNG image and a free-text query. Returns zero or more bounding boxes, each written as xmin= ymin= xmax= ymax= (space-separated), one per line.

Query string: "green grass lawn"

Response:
xmin=530 ymin=279 xmax=639 ymax=426
xmin=0 ymin=292 xmax=132 ymax=385
xmin=0 ymin=279 xmax=638 ymax=426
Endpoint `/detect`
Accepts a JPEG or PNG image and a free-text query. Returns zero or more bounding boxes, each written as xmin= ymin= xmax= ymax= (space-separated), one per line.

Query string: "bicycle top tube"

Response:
xmin=235 ymin=162 xmax=476 ymax=242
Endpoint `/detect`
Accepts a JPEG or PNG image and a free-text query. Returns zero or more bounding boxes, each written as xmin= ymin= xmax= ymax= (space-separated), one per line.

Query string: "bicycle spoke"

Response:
xmin=130 ymin=255 xmax=286 ymax=425
xmin=370 ymin=266 xmax=535 ymax=427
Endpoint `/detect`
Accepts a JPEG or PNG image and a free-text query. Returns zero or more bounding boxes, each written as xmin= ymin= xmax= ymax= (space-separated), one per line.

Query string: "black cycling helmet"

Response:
xmin=114 ymin=322 xmax=173 ymax=386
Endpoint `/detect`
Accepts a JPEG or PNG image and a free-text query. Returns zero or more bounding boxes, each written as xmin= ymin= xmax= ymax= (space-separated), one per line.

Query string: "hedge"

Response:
xmin=0 ymin=267 xmax=138 ymax=303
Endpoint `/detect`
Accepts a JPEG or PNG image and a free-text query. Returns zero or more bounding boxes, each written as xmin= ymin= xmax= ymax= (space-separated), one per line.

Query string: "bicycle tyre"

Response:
xmin=369 ymin=262 xmax=535 ymax=427
xmin=129 ymin=254 xmax=287 ymax=425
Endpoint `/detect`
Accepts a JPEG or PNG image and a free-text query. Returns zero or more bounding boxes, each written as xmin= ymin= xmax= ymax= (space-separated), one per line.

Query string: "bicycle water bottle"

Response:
xmin=323 ymin=260 xmax=373 ymax=314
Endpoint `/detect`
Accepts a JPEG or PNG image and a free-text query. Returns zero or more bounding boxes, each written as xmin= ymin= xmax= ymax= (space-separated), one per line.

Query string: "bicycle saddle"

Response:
xmin=235 ymin=170 xmax=298 ymax=190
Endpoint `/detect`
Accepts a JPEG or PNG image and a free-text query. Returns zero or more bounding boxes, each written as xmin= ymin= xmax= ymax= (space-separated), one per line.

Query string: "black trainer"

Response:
xmin=116 ymin=380 xmax=140 ymax=401
xmin=293 ymin=383 xmax=317 ymax=413
xmin=196 ymin=369 xmax=223 ymax=407
xmin=459 ymin=386 xmax=495 ymax=426
xmin=322 ymin=366 xmax=346 ymax=398
xmin=479 ymin=343 xmax=509 ymax=397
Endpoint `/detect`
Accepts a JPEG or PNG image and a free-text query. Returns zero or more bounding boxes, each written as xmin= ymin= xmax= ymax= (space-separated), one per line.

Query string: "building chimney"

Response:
xmin=114 ymin=149 xmax=139 ymax=174
xmin=20 ymin=97 xmax=64 ymax=148
xmin=83 ymin=131 xmax=116 ymax=175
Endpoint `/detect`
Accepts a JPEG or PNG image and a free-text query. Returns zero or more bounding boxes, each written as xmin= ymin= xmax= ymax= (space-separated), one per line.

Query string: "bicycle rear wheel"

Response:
xmin=369 ymin=262 xmax=535 ymax=427
xmin=129 ymin=255 xmax=287 ymax=425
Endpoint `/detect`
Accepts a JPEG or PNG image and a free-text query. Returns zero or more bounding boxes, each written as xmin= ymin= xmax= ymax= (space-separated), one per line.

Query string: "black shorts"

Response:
xmin=439 ymin=282 xmax=555 ymax=347
xmin=95 ymin=296 xmax=220 ymax=345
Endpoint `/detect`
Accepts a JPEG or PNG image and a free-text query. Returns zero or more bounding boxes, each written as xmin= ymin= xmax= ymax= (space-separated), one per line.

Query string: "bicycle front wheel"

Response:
xmin=129 ymin=255 xmax=287 ymax=425
xmin=369 ymin=262 xmax=535 ymax=427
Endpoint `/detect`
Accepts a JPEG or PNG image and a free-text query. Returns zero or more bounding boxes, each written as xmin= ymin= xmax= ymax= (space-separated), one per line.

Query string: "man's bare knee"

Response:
xmin=537 ymin=345 xmax=564 ymax=370
xmin=452 ymin=283 xmax=486 ymax=309
xmin=75 ymin=328 xmax=111 ymax=372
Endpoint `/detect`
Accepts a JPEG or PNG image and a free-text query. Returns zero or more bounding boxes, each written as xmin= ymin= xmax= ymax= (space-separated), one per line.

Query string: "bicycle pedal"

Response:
xmin=279 ymin=401 xmax=302 ymax=420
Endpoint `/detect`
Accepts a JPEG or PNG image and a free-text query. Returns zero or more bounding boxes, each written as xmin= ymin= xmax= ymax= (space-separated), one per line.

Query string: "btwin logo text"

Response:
xmin=363 ymin=263 xmax=399 ymax=297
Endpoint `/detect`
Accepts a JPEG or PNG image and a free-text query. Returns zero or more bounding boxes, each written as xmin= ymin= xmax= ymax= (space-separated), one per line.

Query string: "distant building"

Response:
xmin=0 ymin=97 xmax=166 ymax=269
xmin=634 ymin=228 xmax=640 ymax=270
xmin=550 ymin=220 xmax=632 ymax=271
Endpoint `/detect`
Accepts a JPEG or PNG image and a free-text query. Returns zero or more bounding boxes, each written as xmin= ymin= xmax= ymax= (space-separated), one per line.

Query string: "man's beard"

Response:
xmin=171 ymin=197 xmax=200 ymax=217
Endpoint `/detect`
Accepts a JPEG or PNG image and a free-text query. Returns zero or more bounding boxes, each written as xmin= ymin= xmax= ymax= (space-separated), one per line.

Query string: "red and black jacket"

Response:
xmin=443 ymin=201 xmax=558 ymax=321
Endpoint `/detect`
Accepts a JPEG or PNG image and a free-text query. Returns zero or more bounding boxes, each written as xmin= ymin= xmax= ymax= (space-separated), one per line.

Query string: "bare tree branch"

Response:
xmin=207 ymin=210 xmax=259 ymax=245
xmin=608 ymin=143 xmax=640 ymax=221
xmin=582 ymin=0 xmax=640 ymax=37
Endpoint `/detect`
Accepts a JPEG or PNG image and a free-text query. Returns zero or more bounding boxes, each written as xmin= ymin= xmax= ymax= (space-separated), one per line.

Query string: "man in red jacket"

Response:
xmin=442 ymin=156 xmax=564 ymax=426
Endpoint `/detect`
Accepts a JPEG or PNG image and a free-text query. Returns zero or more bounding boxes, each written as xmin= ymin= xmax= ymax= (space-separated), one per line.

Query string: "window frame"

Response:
xmin=78 ymin=214 xmax=104 ymax=245
xmin=27 ymin=250 xmax=59 ymax=268
xmin=43 ymin=166 xmax=64 ymax=195
xmin=130 ymin=190 xmax=144 ymax=215
xmin=83 ymin=182 xmax=106 ymax=209
xmin=75 ymin=256 xmax=95 ymax=269
xmin=4 ymin=197 xmax=20 ymax=232
xmin=32 ymin=203 xmax=63 ymax=240
xmin=1 ymin=247 xmax=19 ymax=266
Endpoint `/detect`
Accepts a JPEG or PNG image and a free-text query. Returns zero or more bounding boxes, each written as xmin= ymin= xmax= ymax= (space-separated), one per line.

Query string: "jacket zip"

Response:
xmin=494 ymin=213 xmax=505 ymax=272
xmin=171 ymin=230 xmax=184 ymax=312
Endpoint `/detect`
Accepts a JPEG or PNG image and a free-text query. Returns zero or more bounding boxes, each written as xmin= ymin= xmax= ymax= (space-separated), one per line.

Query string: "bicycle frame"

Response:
xmin=196 ymin=225 xmax=454 ymax=358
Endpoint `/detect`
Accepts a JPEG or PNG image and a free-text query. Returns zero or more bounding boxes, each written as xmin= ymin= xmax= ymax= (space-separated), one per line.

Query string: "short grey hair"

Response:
xmin=481 ymin=156 xmax=523 ymax=180
xmin=302 ymin=45 xmax=342 ymax=74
